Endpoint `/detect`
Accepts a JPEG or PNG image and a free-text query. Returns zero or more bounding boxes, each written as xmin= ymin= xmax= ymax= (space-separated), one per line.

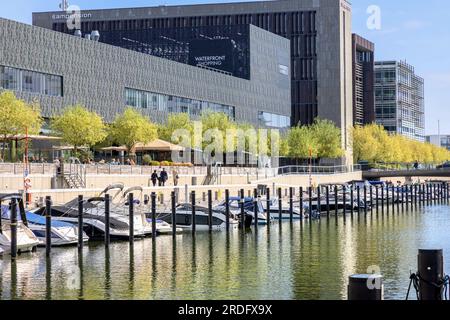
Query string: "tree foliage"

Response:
xmin=0 ymin=91 xmax=43 ymax=159
xmin=158 ymin=113 xmax=193 ymax=148
xmin=352 ymin=123 xmax=450 ymax=164
xmin=51 ymin=104 xmax=107 ymax=151
xmin=109 ymin=107 xmax=158 ymax=155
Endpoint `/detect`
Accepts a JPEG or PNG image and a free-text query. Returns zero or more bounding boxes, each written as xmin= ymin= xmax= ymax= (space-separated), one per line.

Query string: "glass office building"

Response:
xmin=375 ymin=61 xmax=425 ymax=142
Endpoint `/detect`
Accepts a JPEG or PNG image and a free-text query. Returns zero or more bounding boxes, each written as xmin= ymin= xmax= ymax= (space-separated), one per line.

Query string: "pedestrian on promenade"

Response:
xmin=414 ymin=160 xmax=419 ymax=170
xmin=173 ymin=169 xmax=179 ymax=186
xmin=151 ymin=170 xmax=158 ymax=187
xmin=160 ymin=168 xmax=169 ymax=186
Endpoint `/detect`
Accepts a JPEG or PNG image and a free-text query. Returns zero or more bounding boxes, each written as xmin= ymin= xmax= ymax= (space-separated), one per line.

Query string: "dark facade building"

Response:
xmin=32 ymin=0 xmax=354 ymax=164
xmin=352 ymin=34 xmax=375 ymax=126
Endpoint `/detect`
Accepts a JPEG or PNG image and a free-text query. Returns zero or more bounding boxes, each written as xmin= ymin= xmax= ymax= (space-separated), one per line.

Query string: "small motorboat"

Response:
xmin=157 ymin=203 xmax=239 ymax=231
xmin=214 ymin=197 xmax=271 ymax=225
xmin=260 ymin=197 xmax=304 ymax=220
xmin=0 ymin=194 xmax=40 ymax=253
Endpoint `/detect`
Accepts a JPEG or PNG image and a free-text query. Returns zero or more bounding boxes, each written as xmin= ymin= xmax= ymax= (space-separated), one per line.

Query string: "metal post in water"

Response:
xmin=105 ymin=194 xmax=110 ymax=247
xmin=317 ymin=186 xmax=321 ymax=217
xmin=254 ymin=189 xmax=259 ymax=230
xmin=300 ymin=187 xmax=305 ymax=219
xmin=128 ymin=193 xmax=134 ymax=245
xmin=326 ymin=186 xmax=330 ymax=217
xmin=151 ymin=192 xmax=157 ymax=240
xmin=78 ymin=195 xmax=83 ymax=252
xmin=414 ymin=184 xmax=418 ymax=207
xmin=401 ymin=185 xmax=405 ymax=211
xmin=225 ymin=189 xmax=230 ymax=231
xmin=357 ymin=186 xmax=361 ymax=214
xmin=369 ymin=185 xmax=373 ymax=213
xmin=363 ymin=185 xmax=367 ymax=214
xmin=350 ymin=185 xmax=354 ymax=214
xmin=381 ymin=185 xmax=384 ymax=214
xmin=45 ymin=196 xmax=52 ymax=257
xmin=171 ymin=191 xmax=176 ymax=237
xmin=375 ymin=186 xmax=379 ymax=214
xmin=405 ymin=185 xmax=409 ymax=210
xmin=10 ymin=198 xmax=17 ymax=259
xmin=417 ymin=249 xmax=445 ymax=300
xmin=240 ymin=189 xmax=245 ymax=230
xmin=278 ymin=188 xmax=283 ymax=222
xmin=308 ymin=187 xmax=313 ymax=219
xmin=208 ymin=190 xmax=213 ymax=232
xmin=266 ymin=188 xmax=271 ymax=227
xmin=191 ymin=191 xmax=196 ymax=234
xmin=348 ymin=274 xmax=383 ymax=300
xmin=334 ymin=185 xmax=338 ymax=216
xmin=343 ymin=187 xmax=347 ymax=216
xmin=289 ymin=187 xmax=294 ymax=223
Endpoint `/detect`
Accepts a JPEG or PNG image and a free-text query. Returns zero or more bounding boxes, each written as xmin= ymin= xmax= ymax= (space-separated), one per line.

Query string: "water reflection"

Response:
xmin=0 ymin=205 xmax=449 ymax=300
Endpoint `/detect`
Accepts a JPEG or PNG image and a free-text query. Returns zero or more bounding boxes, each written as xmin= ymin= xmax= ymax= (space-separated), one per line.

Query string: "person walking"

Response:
xmin=160 ymin=168 xmax=169 ymax=186
xmin=173 ymin=169 xmax=179 ymax=186
xmin=151 ymin=170 xmax=158 ymax=187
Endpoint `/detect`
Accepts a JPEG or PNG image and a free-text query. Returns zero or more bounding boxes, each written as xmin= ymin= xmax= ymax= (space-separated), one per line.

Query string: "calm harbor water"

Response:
xmin=1 ymin=204 xmax=449 ymax=300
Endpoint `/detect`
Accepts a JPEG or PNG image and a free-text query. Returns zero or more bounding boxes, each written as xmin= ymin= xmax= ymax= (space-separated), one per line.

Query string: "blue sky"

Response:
xmin=1 ymin=0 xmax=449 ymax=134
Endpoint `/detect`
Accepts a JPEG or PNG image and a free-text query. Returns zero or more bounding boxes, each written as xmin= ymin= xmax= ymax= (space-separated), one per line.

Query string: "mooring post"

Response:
xmin=401 ymin=185 xmax=405 ymax=211
xmin=397 ymin=185 xmax=401 ymax=212
xmin=417 ymin=249 xmax=445 ymax=300
xmin=317 ymin=186 xmax=321 ymax=217
xmin=105 ymin=194 xmax=110 ymax=248
xmin=350 ymin=185 xmax=354 ymax=213
xmin=343 ymin=187 xmax=347 ymax=216
xmin=171 ymin=191 xmax=176 ymax=237
xmin=405 ymin=185 xmax=409 ymax=210
xmin=414 ymin=184 xmax=418 ymax=207
xmin=356 ymin=186 xmax=361 ymax=214
xmin=278 ymin=188 xmax=283 ymax=221
xmin=240 ymin=189 xmax=245 ymax=230
xmin=308 ymin=186 xmax=313 ymax=219
xmin=128 ymin=193 xmax=134 ymax=245
xmin=45 ymin=196 xmax=52 ymax=257
xmin=326 ymin=186 xmax=330 ymax=217
xmin=369 ymin=185 xmax=373 ymax=213
xmin=10 ymin=198 xmax=17 ymax=259
xmin=78 ymin=195 xmax=83 ymax=252
xmin=266 ymin=188 xmax=271 ymax=227
xmin=208 ymin=190 xmax=213 ymax=232
xmin=392 ymin=185 xmax=395 ymax=212
xmin=381 ymin=185 xmax=385 ymax=214
xmin=364 ymin=185 xmax=367 ymax=214
xmin=151 ymin=192 xmax=157 ymax=240
xmin=225 ymin=189 xmax=230 ymax=231
xmin=334 ymin=185 xmax=338 ymax=216
xmin=375 ymin=186 xmax=379 ymax=214
xmin=289 ymin=187 xmax=294 ymax=223
xmin=254 ymin=189 xmax=259 ymax=230
xmin=300 ymin=187 xmax=305 ymax=219
xmin=191 ymin=191 xmax=196 ymax=234
xmin=348 ymin=274 xmax=383 ymax=300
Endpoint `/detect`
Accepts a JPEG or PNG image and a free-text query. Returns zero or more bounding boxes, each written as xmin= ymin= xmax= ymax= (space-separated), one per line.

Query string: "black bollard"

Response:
xmin=10 ymin=198 xmax=17 ymax=259
xmin=308 ymin=187 xmax=313 ymax=218
xmin=240 ymin=189 xmax=245 ymax=230
xmin=128 ymin=193 xmax=134 ymax=245
xmin=357 ymin=186 xmax=361 ymax=214
xmin=105 ymin=194 xmax=110 ymax=247
xmin=417 ymin=249 xmax=445 ymax=300
xmin=191 ymin=191 xmax=196 ymax=234
xmin=334 ymin=185 xmax=338 ymax=216
xmin=369 ymin=185 xmax=373 ymax=213
xmin=401 ymin=186 xmax=405 ymax=211
xmin=300 ymin=187 xmax=305 ymax=218
xmin=171 ymin=191 xmax=176 ymax=237
xmin=208 ymin=190 xmax=213 ymax=232
xmin=45 ymin=196 xmax=52 ymax=256
xmin=392 ymin=185 xmax=396 ymax=212
xmin=406 ymin=185 xmax=409 ymax=210
xmin=225 ymin=189 xmax=230 ymax=231
xmin=375 ymin=186 xmax=379 ymax=214
xmin=278 ymin=188 xmax=283 ymax=222
xmin=348 ymin=274 xmax=383 ymax=300
xmin=364 ymin=185 xmax=367 ymax=214
xmin=350 ymin=186 xmax=354 ymax=213
xmin=78 ymin=195 xmax=83 ymax=252
xmin=343 ymin=187 xmax=347 ymax=216
xmin=381 ymin=185 xmax=384 ymax=214
xmin=254 ymin=189 xmax=259 ymax=230
xmin=266 ymin=188 xmax=271 ymax=227
xmin=151 ymin=192 xmax=157 ymax=239
xmin=289 ymin=187 xmax=294 ymax=223
xmin=414 ymin=184 xmax=418 ymax=207
xmin=317 ymin=186 xmax=321 ymax=216
xmin=326 ymin=186 xmax=330 ymax=217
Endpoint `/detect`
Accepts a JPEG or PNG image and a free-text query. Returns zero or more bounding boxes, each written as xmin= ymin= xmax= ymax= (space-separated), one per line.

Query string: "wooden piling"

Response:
xmin=78 ymin=195 xmax=83 ymax=252
xmin=128 ymin=193 xmax=134 ymax=245
xmin=104 ymin=194 xmax=110 ymax=247
xmin=225 ymin=189 xmax=230 ymax=231
xmin=45 ymin=196 xmax=52 ymax=256
xmin=151 ymin=192 xmax=157 ymax=239
xmin=171 ymin=191 xmax=177 ymax=237
xmin=191 ymin=191 xmax=196 ymax=234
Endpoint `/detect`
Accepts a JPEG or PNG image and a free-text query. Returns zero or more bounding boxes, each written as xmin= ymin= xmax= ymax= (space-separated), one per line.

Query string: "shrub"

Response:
xmin=142 ymin=154 xmax=152 ymax=165
xmin=160 ymin=161 xmax=171 ymax=167
xmin=149 ymin=160 xmax=160 ymax=166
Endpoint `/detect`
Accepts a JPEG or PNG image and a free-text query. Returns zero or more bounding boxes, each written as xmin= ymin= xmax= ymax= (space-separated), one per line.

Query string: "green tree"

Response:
xmin=311 ymin=118 xmax=343 ymax=159
xmin=51 ymin=105 xmax=107 ymax=153
xmin=109 ymin=107 xmax=158 ymax=156
xmin=158 ymin=113 xmax=193 ymax=147
xmin=286 ymin=125 xmax=317 ymax=159
xmin=0 ymin=91 xmax=43 ymax=160
xmin=200 ymin=111 xmax=237 ymax=153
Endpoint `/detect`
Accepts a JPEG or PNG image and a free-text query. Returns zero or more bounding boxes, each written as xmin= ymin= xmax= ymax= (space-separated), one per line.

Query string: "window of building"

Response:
xmin=258 ymin=111 xmax=290 ymax=129
xmin=125 ymin=87 xmax=235 ymax=119
xmin=0 ymin=65 xmax=63 ymax=97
